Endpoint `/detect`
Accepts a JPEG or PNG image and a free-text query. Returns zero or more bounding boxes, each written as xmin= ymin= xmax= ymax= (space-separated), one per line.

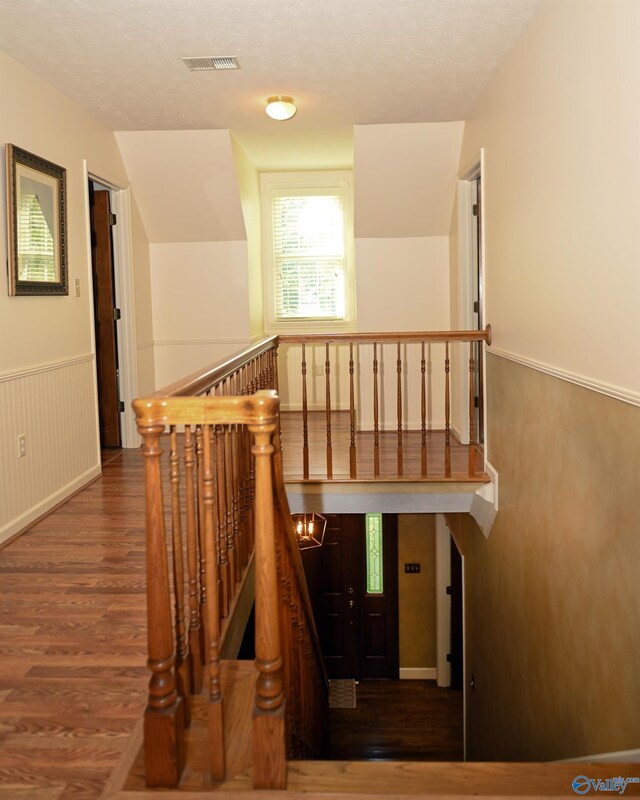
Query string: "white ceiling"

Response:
xmin=0 ymin=0 xmax=542 ymax=171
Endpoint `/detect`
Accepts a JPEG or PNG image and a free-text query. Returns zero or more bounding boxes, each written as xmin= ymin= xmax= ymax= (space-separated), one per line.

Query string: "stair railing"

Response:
xmin=277 ymin=326 xmax=492 ymax=480
xmin=133 ymin=386 xmax=328 ymax=790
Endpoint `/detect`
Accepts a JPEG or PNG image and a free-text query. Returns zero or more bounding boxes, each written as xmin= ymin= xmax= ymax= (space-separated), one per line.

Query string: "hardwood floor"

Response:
xmin=0 ymin=449 xmax=148 ymax=800
xmin=280 ymin=411 xmax=486 ymax=481
xmin=0 ymin=445 xmax=466 ymax=799
xmin=329 ymin=680 xmax=462 ymax=762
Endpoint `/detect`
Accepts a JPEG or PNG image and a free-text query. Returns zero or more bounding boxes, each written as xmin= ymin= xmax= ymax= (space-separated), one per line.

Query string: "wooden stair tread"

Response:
xmin=111 ymin=758 xmax=640 ymax=798
xmin=120 ymin=660 xmax=256 ymax=793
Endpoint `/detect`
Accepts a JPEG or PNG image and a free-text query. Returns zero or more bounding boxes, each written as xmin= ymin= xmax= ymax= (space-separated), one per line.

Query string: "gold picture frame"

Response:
xmin=5 ymin=144 xmax=68 ymax=295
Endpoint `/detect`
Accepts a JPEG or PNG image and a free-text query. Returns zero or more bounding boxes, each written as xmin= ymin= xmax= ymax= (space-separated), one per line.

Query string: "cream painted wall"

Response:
xmin=398 ymin=514 xmax=436 ymax=670
xmin=130 ymin=195 xmax=156 ymax=396
xmin=458 ymin=0 xmax=640 ymax=400
xmin=356 ymin=236 xmax=451 ymax=428
xmin=149 ymin=241 xmax=251 ymax=388
xmin=0 ymin=51 xmax=147 ymax=544
xmin=115 ymin=130 xmax=247 ymax=244
xmin=231 ymin=137 xmax=264 ymax=340
xmin=354 ymin=123 xmax=464 ymax=239
xmin=447 ymin=0 xmax=640 ymax=761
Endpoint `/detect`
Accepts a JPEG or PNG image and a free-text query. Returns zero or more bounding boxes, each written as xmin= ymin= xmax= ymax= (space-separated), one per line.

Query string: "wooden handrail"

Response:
xmin=133 ymin=325 xmax=492 ymax=790
xmin=149 ymin=335 xmax=278 ymax=398
xmin=278 ymin=325 xmax=492 ymax=345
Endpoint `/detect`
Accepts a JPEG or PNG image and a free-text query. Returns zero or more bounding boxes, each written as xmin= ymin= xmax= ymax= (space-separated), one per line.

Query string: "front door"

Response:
xmin=302 ymin=513 xmax=399 ymax=679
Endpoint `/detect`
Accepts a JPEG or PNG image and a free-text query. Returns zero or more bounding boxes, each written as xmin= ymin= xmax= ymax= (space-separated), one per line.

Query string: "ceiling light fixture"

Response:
xmin=292 ymin=513 xmax=326 ymax=549
xmin=266 ymin=96 xmax=297 ymax=121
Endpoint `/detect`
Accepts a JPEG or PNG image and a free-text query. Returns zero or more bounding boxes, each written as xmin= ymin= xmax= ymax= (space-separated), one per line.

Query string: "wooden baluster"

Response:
xmin=195 ymin=426 xmax=208 ymax=665
xmin=445 ymin=341 xmax=451 ymax=478
xmin=214 ymin=411 xmax=230 ymax=619
xmin=468 ymin=341 xmax=477 ymax=477
xmin=169 ymin=428 xmax=191 ymax=728
xmin=224 ymin=418 xmax=237 ymax=588
xmin=138 ymin=418 xmax=185 ymax=787
xmin=373 ymin=342 xmax=380 ymax=478
xmin=325 ymin=342 xmax=333 ymax=479
xmin=421 ymin=342 xmax=428 ymax=477
xmin=250 ymin=419 xmax=287 ymax=789
xmin=273 ymin=343 xmax=280 ymax=394
xmin=230 ymin=373 xmax=242 ymax=582
xmin=184 ymin=426 xmax=202 ymax=694
xmin=202 ymin=423 xmax=225 ymax=780
xmin=397 ymin=342 xmax=403 ymax=477
xmin=301 ymin=343 xmax=309 ymax=480
xmin=349 ymin=342 xmax=357 ymax=478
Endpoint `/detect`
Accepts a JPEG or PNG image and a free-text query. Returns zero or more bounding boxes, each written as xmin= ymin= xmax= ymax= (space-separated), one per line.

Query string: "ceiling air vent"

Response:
xmin=182 ymin=56 xmax=240 ymax=71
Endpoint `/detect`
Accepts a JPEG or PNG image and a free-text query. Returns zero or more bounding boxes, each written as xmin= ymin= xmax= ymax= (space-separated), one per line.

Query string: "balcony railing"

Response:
xmin=131 ymin=326 xmax=491 ymax=790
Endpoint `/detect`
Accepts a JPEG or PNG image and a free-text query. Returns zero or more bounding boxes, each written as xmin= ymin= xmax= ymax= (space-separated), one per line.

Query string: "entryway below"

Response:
xmin=329 ymin=679 xmax=463 ymax=761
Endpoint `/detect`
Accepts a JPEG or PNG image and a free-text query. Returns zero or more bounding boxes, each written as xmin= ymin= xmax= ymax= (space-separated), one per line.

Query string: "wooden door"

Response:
xmin=449 ymin=537 xmax=463 ymax=691
xmin=302 ymin=513 xmax=398 ymax=679
xmin=89 ymin=186 xmax=121 ymax=448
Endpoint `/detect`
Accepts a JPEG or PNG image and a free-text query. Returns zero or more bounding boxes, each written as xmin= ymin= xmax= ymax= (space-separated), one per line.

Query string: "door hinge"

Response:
xmin=118 ymin=401 xmax=125 ymax=413
xmin=446 ymin=653 xmax=453 ymax=663
xmin=474 ymin=396 xmax=480 ymax=409
xmin=473 ymin=300 xmax=480 ymax=313
xmin=445 ymin=585 xmax=452 ymax=595
xmin=110 ymin=213 xmax=117 ymax=226
xmin=113 ymin=307 xmax=121 ymax=321
xmin=472 ymin=203 xmax=479 ymax=217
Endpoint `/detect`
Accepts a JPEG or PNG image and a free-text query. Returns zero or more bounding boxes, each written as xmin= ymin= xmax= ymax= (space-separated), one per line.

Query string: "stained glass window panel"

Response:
xmin=365 ymin=512 xmax=383 ymax=594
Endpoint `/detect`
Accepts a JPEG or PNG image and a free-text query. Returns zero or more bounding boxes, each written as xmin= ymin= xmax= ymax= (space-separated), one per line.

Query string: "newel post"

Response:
xmin=250 ymin=416 xmax=287 ymax=789
xmin=135 ymin=404 xmax=186 ymax=788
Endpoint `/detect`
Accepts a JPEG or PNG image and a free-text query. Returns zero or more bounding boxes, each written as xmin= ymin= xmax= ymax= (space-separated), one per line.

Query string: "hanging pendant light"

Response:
xmin=266 ymin=95 xmax=297 ymax=121
xmin=292 ymin=512 xmax=326 ymax=549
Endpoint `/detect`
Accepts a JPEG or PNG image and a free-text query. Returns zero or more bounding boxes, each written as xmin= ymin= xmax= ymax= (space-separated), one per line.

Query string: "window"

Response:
xmin=261 ymin=171 xmax=355 ymax=332
xmin=17 ymin=192 xmax=56 ymax=281
xmin=365 ymin=512 xmax=384 ymax=594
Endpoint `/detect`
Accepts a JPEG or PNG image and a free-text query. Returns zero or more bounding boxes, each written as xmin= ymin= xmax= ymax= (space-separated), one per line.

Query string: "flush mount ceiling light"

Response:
xmin=266 ymin=96 xmax=297 ymax=121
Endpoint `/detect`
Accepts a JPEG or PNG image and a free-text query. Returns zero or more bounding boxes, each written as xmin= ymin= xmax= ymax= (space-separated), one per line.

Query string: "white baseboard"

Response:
xmin=0 ymin=464 xmax=101 ymax=547
xmin=399 ymin=667 xmax=437 ymax=680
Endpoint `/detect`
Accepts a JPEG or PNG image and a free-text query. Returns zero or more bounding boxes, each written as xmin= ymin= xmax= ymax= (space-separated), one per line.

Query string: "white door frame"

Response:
xmin=457 ymin=150 xmax=487 ymax=455
xmin=83 ymin=162 xmax=140 ymax=450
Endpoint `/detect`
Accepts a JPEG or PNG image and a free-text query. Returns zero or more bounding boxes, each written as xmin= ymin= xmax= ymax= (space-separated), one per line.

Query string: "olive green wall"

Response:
xmin=398 ymin=514 xmax=436 ymax=671
xmin=448 ymin=354 xmax=640 ymax=761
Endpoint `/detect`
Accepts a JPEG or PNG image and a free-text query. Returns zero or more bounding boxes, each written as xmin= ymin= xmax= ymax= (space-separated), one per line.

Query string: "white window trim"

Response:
xmin=261 ymin=170 xmax=356 ymax=334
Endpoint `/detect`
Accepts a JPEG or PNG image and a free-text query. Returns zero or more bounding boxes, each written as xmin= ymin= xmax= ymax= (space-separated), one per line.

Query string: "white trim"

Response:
xmin=260 ymin=170 xmax=356 ymax=335
xmin=469 ymin=459 xmax=499 ymax=537
xmin=136 ymin=340 xmax=155 ymax=351
xmin=81 ymin=165 xmax=103 ymax=461
xmin=489 ymin=348 xmax=640 ymax=408
xmin=0 ymin=353 xmax=94 ymax=383
xmin=435 ymin=514 xmax=451 ymax=689
xmin=559 ymin=748 xmax=640 ymax=764
xmin=110 ymin=187 xmax=140 ymax=449
xmin=456 ymin=149 xmax=487 ymax=459
xmin=399 ymin=667 xmax=437 ymax=680
xmin=0 ymin=465 xmax=101 ymax=546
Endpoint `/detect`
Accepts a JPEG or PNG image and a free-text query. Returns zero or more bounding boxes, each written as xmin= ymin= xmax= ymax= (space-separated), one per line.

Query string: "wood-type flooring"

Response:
xmin=0 ymin=447 xmax=464 ymax=800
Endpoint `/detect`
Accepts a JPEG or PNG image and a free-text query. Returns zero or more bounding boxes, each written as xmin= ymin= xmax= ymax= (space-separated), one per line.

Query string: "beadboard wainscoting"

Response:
xmin=0 ymin=355 xmax=101 ymax=545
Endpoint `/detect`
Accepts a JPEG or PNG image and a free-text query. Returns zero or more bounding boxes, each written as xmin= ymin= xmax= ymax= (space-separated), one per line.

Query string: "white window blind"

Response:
xmin=272 ymin=193 xmax=345 ymax=320
xmin=17 ymin=193 xmax=55 ymax=281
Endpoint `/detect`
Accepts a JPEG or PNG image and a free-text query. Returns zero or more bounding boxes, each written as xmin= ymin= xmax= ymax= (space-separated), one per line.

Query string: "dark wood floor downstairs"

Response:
xmin=0 ymin=448 xmax=463 ymax=799
xmin=329 ymin=680 xmax=462 ymax=762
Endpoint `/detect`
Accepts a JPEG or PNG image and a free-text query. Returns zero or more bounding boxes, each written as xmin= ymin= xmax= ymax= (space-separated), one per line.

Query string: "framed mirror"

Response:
xmin=5 ymin=144 xmax=68 ymax=295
